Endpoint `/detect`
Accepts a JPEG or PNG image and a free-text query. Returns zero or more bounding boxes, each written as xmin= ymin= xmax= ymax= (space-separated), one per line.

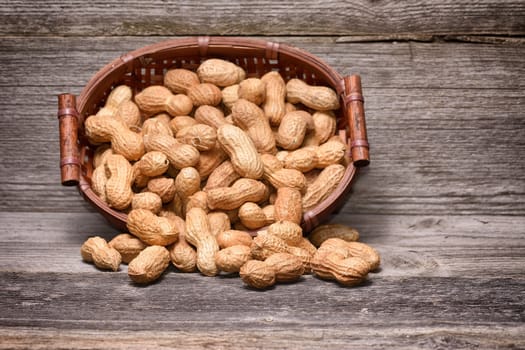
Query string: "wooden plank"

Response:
xmin=0 ymin=1 xmax=524 ymax=36
xmin=0 ymin=37 xmax=524 ymax=215
xmin=0 ymin=212 xmax=523 ymax=278
xmin=2 ymin=273 xmax=524 ymax=327
xmin=2 ymin=36 xmax=525 ymax=90
xmin=4 ymin=212 xmax=524 ymax=248
xmin=2 ymin=241 xmax=519 ymax=277
xmin=1 ymin=326 xmax=525 ymax=350
xmin=2 ymin=91 xmax=524 ymax=215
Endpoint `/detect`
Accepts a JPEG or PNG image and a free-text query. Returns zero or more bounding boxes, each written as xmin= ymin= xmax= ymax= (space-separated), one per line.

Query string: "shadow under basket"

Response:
xmin=57 ymin=36 xmax=370 ymax=233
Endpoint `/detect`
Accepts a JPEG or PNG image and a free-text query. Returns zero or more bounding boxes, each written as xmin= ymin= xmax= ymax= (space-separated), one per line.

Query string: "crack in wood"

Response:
xmin=336 ymin=34 xmax=525 ymax=45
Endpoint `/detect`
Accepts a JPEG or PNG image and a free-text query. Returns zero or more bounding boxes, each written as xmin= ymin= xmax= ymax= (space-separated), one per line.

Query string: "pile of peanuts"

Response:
xmin=80 ymin=58 xmax=380 ymax=289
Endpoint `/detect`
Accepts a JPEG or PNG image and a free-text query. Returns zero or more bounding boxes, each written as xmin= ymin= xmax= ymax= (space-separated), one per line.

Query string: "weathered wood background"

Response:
xmin=1 ymin=1 xmax=524 ymax=349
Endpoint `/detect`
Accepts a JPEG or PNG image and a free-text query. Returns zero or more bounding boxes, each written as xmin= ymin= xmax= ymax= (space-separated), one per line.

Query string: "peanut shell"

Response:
xmin=194 ymin=105 xmax=227 ymax=129
xmin=176 ymin=124 xmax=217 ymax=151
xmin=231 ymin=99 xmax=276 ymax=154
xmin=215 ymin=245 xmax=252 ymax=273
xmin=165 ymin=214 xmax=197 ymax=273
xmin=143 ymin=133 xmax=200 ymax=170
xmin=187 ymin=83 xmax=222 ymax=106
xmin=197 ymin=59 xmax=246 ymax=87
xmin=208 ymin=211 xmax=231 ymax=237
xmin=286 ymin=79 xmax=340 ymax=111
xmin=261 ymin=71 xmax=286 ymax=126
xmin=217 ymin=124 xmax=264 ymax=179
xmin=128 ymin=245 xmax=170 ymax=284
xmin=185 ymin=207 xmax=220 ymax=276
xmin=216 ymin=229 xmax=253 ymax=249
xmin=238 ymin=78 xmax=266 ymax=106
xmin=127 ymin=209 xmax=179 ymax=246
xmin=274 ymin=187 xmax=303 ymax=225
xmin=302 ymin=164 xmax=345 ymax=211
xmin=147 ymin=177 xmax=176 ymax=204
xmin=108 ymin=233 xmax=147 ymax=264
xmin=104 ymin=154 xmax=134 ymax=210
xmin=239 ymin=260 xmax=276 ymax=289
xmin=308 ymin=224 xmax=360 ymax=248
xmin=264 ymin=253 xmax=305 ymax=282
xmin=207 ymin=178 xmax=268 ymax=211
xmin=164 ymin=68 xmax=200 ymax=94
xmin=131 ymin=192 xmax=163 ymax=214
xmin=81 ymin=236 xmax=121 ymax=271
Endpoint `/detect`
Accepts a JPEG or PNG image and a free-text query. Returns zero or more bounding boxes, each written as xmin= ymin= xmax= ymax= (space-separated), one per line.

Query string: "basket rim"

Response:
xmin=75 ymin=36 xmax=357 ymax=233
xmin=77 ymin=36 xmax=345 ymax=113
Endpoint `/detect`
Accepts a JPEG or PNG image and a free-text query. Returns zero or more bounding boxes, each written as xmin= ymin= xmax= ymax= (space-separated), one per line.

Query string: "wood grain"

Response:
xmin=1 ymin=272 xmax=524 ymax=349
xmin=2 ymin=272 xmax=524 ymax=327
xmin=0 ymin=37 xmax=524 ymax=216
xmin=2 ymin=36 xmax=525 ymax=89
xmin=0 ymin=212 xmax=523 ymax=278
xmin=1 ymin=326 xmax=524 ymax=350
xmin=1 ymin=0 xmax=524 ymax=36
xmin=1 ymin=1 xmax=524 ymax=347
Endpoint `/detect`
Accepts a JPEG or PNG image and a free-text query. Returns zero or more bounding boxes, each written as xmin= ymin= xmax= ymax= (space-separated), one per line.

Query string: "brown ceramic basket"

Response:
xmin=57 ymin=36 xmax=369 ymax=233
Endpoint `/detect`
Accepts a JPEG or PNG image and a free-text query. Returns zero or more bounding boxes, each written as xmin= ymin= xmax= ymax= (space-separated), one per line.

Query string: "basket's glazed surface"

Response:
xmin=58 ymin=36 xmax=369 ymax=232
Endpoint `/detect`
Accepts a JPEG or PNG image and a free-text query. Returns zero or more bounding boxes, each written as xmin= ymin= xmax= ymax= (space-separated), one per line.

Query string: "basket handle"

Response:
xmin=57 ymin=93 xmax=81 ymax=186
xmin=343 ymin=75 xmax=370 ymax=167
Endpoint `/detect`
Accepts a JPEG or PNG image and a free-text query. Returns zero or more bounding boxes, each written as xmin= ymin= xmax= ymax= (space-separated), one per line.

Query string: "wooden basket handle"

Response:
xmin=343 ymin=75 xmax=370 ymax=167
xmin=57 ymin=93 xmax=81 ymax=186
